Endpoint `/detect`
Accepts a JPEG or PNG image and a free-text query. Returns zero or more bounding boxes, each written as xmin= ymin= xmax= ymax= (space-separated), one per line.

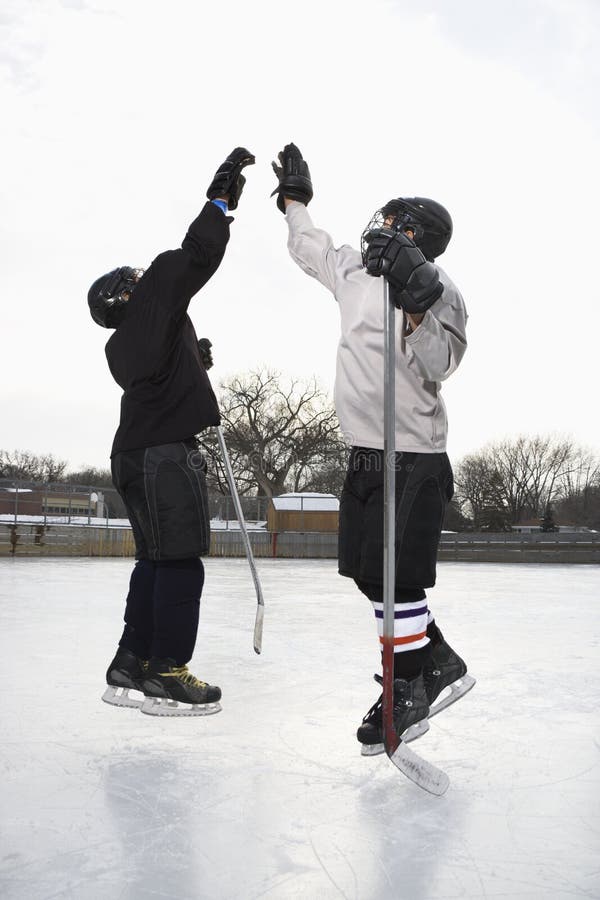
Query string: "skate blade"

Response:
xmin=361 ymin=742 xmax=386 ymax=757
xmin=361 ymin=718 xmax=430 ymax=756
xmin=429 ymin=673 xmax=476 ymax=718
xmin=140 ymin=696 xmax=222 ymax=717
xmin=102 ymin=686 xmax=144 ymax=709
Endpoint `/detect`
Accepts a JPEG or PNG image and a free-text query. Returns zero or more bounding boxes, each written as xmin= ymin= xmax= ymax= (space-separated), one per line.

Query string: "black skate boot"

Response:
xmin=102 ymin=647 xmax=148 ymax=709
xmin=358 ymin=673 xmax=430 ymax=757
xmin=423 ymin=636 xmax=476 ymax=718
xmin=140 ymin=657 xmax=222 ymax=717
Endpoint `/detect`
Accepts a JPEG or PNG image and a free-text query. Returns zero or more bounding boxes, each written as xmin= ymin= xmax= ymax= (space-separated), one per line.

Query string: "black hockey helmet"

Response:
xmin=87 ymin=266 xmax=143 ymax=328
xmin=361 ymin=197 xmax=453 ymax=263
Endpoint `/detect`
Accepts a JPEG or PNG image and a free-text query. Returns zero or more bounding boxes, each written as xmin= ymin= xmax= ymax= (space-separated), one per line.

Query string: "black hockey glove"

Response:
xmin=206 ymin=147 xmax=255 ymax=211
xmin=198 ymin=338 xmax=214 ymax=370
xmin=365 ymin=228 xmax=444 ymax=314
xmin=270 ymin=143 xmax=313 ymax=213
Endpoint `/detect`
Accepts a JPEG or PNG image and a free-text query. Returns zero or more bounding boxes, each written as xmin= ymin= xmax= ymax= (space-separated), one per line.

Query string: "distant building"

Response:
xmin=0 ymin=486 xmax=104 ymax=519
xmin=267 ymin=492 xmax=339 ymax=533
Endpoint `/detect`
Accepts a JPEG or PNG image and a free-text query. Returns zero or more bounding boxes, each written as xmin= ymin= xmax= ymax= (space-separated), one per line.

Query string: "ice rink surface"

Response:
xmin=0 ymin=557 xmax=599 ymax=900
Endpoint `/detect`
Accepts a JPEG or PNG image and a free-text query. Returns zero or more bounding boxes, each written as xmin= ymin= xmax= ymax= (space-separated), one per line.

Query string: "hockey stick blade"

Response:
xmin=249 ymin=548 xmax=264 ymax=654
xmin=387 ymin=741 xmax=450 ymax=795
xmin=253 ymin=601 xmax=264 ymax=655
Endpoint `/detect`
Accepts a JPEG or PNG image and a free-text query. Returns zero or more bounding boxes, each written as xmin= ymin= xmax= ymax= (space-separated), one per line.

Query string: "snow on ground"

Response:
xmin=0 ymin=515 xmax=267 ymax=530
xmin=0 ymin=558 xmax=598 ymax=900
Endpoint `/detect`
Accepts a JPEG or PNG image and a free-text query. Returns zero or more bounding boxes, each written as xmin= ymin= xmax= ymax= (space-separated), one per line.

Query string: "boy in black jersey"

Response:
xmin=89 ymin=148 xmax=255 ymax=716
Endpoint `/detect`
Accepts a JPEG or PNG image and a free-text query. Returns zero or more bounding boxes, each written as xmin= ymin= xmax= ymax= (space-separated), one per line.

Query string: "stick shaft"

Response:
xmin=382 ymin=279 xmax=398 ymax=753
xmin=216 ymin=426 xmax=264 ymax=653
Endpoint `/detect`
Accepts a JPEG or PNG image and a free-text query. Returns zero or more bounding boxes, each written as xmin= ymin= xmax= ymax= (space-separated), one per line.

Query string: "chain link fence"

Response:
xmin=207 ymin=493 xmax=269 ymax=526
xmin=0 ymin=479 xmax=271 ymax=528
xmin=2 ymin=480 xmax=598 ymax=561
xmin=0 ymin=479 xmax=125 ymax=526
xmin=0 ymin=479 xmax=340 ymax=558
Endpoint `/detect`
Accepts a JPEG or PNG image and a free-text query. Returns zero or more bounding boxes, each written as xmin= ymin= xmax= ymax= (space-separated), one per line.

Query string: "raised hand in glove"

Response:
xmin=365 ymin=228 xmax=443 ymax=314
xmin=197 ymin=338 xmax=214 ymax=370
xmin=270 ymin=142 xmax=313 ymax=213
xmin=206 ymin=147 xmax=255 ymax=211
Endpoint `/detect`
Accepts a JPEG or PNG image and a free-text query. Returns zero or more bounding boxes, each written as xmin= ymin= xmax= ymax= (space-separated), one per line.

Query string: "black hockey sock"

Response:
xmin=152 ymin=558 xmax=204 ymax=665
xmin=427 ymin=618 xmax=444 ymax=647
xmin=119 ymin=558 xmax=156 ymax=659
xmin=391 ymin=644 xmax=432 ymax=680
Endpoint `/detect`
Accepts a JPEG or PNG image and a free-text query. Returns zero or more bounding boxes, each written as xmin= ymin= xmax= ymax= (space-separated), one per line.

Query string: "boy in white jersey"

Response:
xmin=271 ymin=143 xmax=475 ymax=753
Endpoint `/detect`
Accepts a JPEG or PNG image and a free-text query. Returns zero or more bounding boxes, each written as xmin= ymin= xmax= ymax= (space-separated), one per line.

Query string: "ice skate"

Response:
xmin=358 ymin=673 xmax=430 ymax=757
xmin=140 ymin=658 xmax=222 ymax=717
xmin=102 ymin=647 xmax=147 ymax=709
xmin=424 ymin=636 xmax=476 ymax=718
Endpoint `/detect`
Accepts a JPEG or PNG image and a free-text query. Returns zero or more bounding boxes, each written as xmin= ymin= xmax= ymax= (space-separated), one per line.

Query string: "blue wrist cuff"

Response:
xmin=211 ymin=200 xmax=228 ymax=214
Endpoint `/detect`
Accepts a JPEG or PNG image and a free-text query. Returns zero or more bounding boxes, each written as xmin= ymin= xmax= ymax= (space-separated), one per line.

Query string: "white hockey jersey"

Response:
xmin=286 ymin=201 xmax=468 ymax=453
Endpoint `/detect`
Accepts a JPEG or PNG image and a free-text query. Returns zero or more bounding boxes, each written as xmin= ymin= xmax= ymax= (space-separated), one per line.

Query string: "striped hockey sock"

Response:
xmin=356 ymin=580 xmax=432 ymax=679
xmin=370 ymin=598 xmax=430 ymax=653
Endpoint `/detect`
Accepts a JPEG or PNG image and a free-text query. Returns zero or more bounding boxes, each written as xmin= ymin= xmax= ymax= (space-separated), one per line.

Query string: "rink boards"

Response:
xmin=1 ymin=522 xmax=599 ymax=562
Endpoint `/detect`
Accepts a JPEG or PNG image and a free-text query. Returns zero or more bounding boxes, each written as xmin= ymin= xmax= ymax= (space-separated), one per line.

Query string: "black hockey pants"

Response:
xmin=111 ymin=439 xmax=211 ymax=664
xmin=119 ymin=557 xmax=204 ymax=665
xmin=338 ymin=447 xmax=454 ymax=589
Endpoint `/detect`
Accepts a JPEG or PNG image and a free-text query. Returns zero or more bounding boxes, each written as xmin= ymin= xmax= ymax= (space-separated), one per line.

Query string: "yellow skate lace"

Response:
xmin=160 ymin=665 xmax=208 ymax=688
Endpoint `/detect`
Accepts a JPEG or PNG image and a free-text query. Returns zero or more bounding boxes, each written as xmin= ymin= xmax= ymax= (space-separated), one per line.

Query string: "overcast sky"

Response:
xmin=2 ymin=0 xmax=599 ymax=471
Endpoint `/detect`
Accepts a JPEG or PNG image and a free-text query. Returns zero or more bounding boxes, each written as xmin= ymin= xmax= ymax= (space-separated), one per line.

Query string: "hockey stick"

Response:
xmin=216 ymin=425 xmax=265 ymax=654
xmin=381 ymin=279 xmax=449 ymax=795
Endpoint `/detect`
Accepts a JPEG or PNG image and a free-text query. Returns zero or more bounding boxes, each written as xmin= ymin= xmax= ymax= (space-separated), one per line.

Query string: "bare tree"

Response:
xmin=62 ymin=466 xmax=114 ymax=487
xmin=521 ymin=436 xmax=575 ymax=516
xmin=454 ymin=435 xmax=596 ymax=528
xmin=554 ymin=450 xmax=600 ymax=528
xmin=454 ymin=452 xmax=510 ymax=530
xmin=62 ymin=466 xmax=127 ymax=517
xmin=199 ymin=369 xmax=346 ymax=498
xmin=492 ymin=435 xmax=582 ymax=521
xmin=0 ymin=449 xmax=68 ymax=482
xmin=296 ymin=447 xmax=349 ymax=496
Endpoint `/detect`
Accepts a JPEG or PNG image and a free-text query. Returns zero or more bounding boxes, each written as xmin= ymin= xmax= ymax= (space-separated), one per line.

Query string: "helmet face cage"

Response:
xmin=88 ymin=266 xmax=144 ymax=328
xmin=360 ymin=208 xmax=386 ymax=266
xmin=100 ymin=267 xmax=143 ymax=304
